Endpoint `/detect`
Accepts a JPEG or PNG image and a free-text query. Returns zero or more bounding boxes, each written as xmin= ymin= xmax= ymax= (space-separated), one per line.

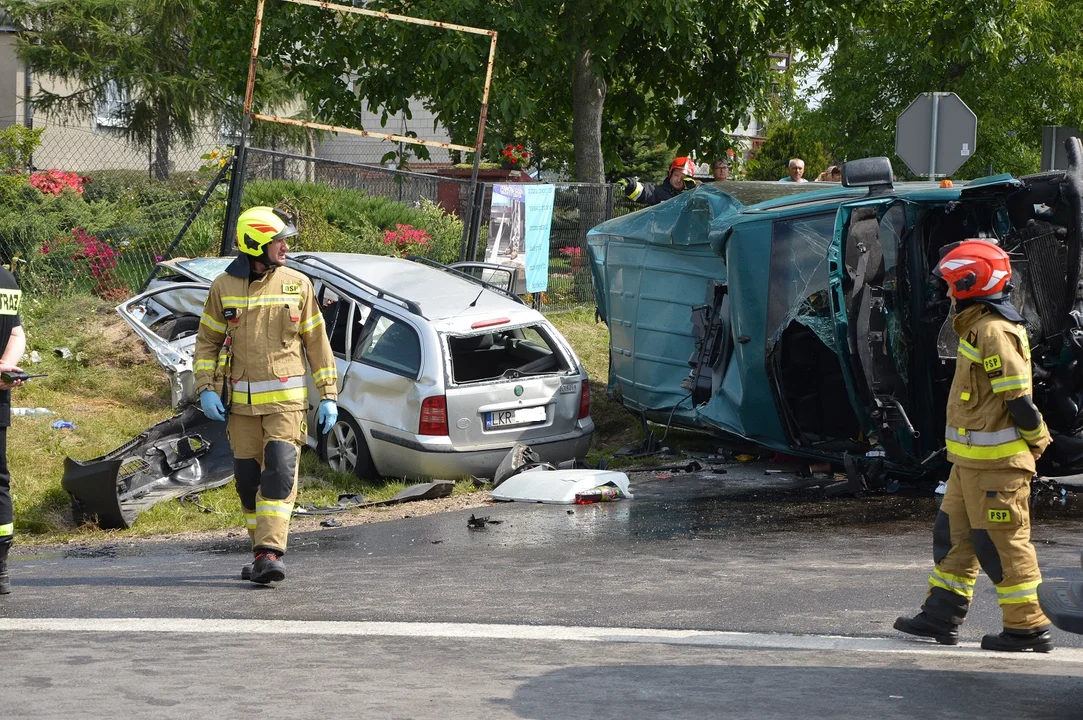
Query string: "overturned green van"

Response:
xmin=587 ymin=147 xmax=1083 ymax=486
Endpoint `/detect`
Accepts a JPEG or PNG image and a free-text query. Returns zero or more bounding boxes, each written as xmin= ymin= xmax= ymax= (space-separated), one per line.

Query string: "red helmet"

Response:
xmin=669 ymin=156 xmax=696 ymax=177
xmin=934 ymin=239 xmax=1012 ymax=299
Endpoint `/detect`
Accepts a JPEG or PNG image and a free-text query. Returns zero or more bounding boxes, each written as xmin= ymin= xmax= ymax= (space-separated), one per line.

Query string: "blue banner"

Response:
xmin=486 ymin=183 xmax=555 ymax=294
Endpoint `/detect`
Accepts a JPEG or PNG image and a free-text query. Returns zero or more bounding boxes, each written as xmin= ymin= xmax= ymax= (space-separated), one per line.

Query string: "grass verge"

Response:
xmin=9 ymin=294 xmax=475 ymax=544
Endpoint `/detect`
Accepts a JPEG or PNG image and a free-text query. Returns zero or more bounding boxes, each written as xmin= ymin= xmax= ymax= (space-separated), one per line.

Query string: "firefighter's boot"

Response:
xmin=894 ymin=612 xmax=959 ymax=645
xmin=249 ymin=550 xmax=286 ymax=584
xmin=0 ymin=544 xmax=10 ymax=595
xmin=981 ymin=627 xmax=1054 ymax=653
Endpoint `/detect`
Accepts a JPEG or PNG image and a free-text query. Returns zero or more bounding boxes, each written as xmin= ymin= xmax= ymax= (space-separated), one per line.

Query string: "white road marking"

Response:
xmin=0 ymin=617 xmax=1080 ymax=661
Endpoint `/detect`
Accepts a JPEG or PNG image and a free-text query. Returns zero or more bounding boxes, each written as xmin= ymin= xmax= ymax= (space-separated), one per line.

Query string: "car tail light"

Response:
xmin=420 ymin=395 xmax=449 ymax=436
xmin=578 ymin=379 xmax=591 ymax=419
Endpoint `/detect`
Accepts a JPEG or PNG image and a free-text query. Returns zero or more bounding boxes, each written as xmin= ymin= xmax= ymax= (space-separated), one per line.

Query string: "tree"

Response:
xmin=3 ymin=0 xmax=220 ymax=179
xmin=803 ymin=0 xmax=1083 ymax=179
xmin=252 ymin=0 xmax=864 ymax=183
xmin=2 ymin=0 xmax=307 ymax=180
xmin=745 ymin=120 xmax=827 ymax=181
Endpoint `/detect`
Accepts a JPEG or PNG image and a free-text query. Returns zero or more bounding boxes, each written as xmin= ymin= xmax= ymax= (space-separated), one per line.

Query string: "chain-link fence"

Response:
xmin=0 ymin=119 xmax=223 ymax=298
xmin=3 ymin=126 xmax=642 ymax=315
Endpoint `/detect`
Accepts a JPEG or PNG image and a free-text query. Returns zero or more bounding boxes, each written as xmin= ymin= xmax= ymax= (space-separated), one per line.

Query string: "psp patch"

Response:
xmin=983 ymin=355 xmax=1003 ymax=373
xmin=988 ymin=508 xmax=1012 ymax=523
xmin=282 ymin=283 xmax=302 ymax=294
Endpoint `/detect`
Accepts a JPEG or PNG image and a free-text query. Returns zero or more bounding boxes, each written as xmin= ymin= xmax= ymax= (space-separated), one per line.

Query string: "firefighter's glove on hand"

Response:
xmin=318 ymin=399 xmax=338 ymax=435
xmin=199 ymin=390 xmax=226 ymax=422
xmin=682 ymin=177 xmax=701 ymax=191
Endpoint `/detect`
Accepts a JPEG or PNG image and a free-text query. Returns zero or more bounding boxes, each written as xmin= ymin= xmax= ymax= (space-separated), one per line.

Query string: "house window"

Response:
xmin=95 ymin=82 xmax=128 ymax=129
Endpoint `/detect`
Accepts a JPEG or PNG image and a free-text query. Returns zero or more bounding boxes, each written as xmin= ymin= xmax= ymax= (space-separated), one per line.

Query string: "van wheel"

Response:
xmin=320 ymin=412 xmax=376 ymax=481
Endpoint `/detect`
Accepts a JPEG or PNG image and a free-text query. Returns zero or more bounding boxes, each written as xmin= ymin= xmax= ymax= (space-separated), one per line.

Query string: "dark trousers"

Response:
xmin=0 ymin=427 xmax=10 ymax=549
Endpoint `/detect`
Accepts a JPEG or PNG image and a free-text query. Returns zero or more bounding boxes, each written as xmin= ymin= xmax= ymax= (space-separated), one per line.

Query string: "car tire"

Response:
xmin=320 ymin=412 xmax=376 ymax=481
xmin=167 ymin=315 xmax=201 ymax=341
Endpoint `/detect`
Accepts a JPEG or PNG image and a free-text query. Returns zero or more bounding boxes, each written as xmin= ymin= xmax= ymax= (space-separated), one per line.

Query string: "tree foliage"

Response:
xmin=803 ymin=0 xmax=1083 ymax=179
xmin=2 ymin=0 xmax=309 ymax=179
xmin=745 ymin=120 xmax=828 ymax=181
xmin=250 ymin=0 xmax=865 ymax=182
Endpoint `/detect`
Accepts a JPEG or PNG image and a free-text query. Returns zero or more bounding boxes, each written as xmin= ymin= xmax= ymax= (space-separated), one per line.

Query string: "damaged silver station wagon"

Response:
xmin=117 ymin=253 xmax=594 ymax=481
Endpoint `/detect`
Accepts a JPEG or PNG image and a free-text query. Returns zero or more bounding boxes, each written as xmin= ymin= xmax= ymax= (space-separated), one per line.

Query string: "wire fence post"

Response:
xmin=465 ymin=181 xmax=486 ymax=261
xmin=219 ymin=140 xmax=247 ymax=256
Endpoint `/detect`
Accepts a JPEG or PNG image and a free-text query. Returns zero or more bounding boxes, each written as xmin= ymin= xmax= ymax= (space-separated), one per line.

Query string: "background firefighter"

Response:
xmin=194 ymin=206 xmax=339 ymax=585
xmin=620 ymin=156 xmax=700 ymax=206
xmin=0 ymin=264 xmax=25 ymax=595
xmin=895 ymin=239 xmax=1054 ymax=652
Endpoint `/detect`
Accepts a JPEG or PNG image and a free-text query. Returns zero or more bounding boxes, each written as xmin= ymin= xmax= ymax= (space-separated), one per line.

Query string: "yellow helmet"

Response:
xmin=236 ymin=206 xmax=298 ymax=257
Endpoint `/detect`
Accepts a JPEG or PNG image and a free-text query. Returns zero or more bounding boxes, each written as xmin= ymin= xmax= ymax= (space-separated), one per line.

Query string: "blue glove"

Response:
xmin=317 ymin=399 xmax=338 ymax=435
xmin=199 ymin=389 xmax=226 ymax=422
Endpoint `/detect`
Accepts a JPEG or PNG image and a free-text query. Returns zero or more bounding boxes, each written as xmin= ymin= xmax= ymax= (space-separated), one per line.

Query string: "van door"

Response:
xmin=827 ymin=197 xmax=922 ymax=457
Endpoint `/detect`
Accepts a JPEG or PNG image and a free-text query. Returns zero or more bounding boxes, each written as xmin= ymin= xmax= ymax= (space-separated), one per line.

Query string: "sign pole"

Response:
xmin=927 ymin=93 xmax=940 ymax=180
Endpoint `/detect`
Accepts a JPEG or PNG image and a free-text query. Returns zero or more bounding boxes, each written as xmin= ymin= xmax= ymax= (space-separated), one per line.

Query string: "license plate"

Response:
xmin=486 ymin=406 xmax=547 ymax=428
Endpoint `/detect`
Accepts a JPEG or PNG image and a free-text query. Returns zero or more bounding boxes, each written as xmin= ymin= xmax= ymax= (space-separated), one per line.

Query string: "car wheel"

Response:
xmin=167 ymin=315 xmax=201 ymax=341
xmin=320 ymin=412 xmax=376 ymax=481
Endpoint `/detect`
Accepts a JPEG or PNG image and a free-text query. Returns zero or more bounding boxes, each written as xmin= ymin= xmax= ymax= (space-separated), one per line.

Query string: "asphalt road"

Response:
xmin=4 ymin=464 xmax=1083 ymax=718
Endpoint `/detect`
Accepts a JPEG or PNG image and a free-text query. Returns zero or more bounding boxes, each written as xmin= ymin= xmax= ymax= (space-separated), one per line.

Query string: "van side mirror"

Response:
xmin=842 ymin=157 xmax=895 ymax=195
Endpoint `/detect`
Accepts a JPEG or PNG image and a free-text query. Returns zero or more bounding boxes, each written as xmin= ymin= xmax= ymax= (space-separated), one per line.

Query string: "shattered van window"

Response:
xmin=766 ymin=213 xmax=836 ymax=347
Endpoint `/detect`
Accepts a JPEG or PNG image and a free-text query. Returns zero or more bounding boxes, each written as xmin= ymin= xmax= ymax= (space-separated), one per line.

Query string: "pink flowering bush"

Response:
xmin=382 ymin=223 xmax=432 ymax=257
xmin=29 ymin=169 xmax=88 ymax=196
xmin=559 ymin=245 xmax=585 ymax=270
xmin=39 ymin=227 xmax=125 ymax=297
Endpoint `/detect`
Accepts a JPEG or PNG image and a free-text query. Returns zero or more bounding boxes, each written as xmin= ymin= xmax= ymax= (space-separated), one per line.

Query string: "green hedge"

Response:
xmin=2 ymin=171 xmax=463 ymax=296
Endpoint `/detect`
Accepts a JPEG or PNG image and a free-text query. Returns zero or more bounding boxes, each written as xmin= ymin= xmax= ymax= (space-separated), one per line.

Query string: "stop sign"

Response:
xmin=895 ymin=92 xmax=977 ymax=178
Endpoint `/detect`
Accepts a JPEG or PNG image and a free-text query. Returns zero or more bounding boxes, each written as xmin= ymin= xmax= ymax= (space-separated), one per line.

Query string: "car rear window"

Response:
xmin=447 ymin=324 xmax=570 ymax=383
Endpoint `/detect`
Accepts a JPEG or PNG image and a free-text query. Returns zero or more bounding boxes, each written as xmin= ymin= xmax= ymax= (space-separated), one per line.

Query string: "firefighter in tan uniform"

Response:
xmin=194 ymin=206 xmax=338 ymax=584
xmin=895 ymin=240 xmax=1054 ymax=652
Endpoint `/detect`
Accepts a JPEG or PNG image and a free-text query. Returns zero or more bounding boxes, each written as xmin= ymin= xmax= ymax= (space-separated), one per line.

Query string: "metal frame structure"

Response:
xmin=222 ymin=0 xmax=498 ymax=256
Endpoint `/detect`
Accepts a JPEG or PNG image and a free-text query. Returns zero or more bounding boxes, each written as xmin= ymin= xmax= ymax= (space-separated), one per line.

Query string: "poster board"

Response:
xmin=486 ymin=184 xmax=555 ymax=293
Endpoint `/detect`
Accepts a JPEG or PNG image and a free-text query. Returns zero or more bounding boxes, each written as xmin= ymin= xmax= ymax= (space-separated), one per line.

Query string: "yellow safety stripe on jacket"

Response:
xmin=944 ymin=426 xmax=1029 ymax=460
xmin=193 ymin=359 xmax=216 ymax=373
xmin=0 ymin=522 xmax=12 ymax=537
xmin=232 ymin=377 xmax=306 ymax=394
xmin=221 ymin=295 xmax=300 ymax=309
xmin=299 ymin=313 xmax=325 ymax=335
xmin=958 ymin=338 xmax=982 ymax=363
xmin=996 ymin=579 xmax=1041 ymax=605
xmin=928 ymin=567 xmax=975 ymax=598
xmin=989 ymin=374 xmax=1029 ymax=394
xmin=1019 ymin=424 xmax=1047 ymax=442
xmin=312 ymin=366 xmax=337 ymax=383
xmin=628 ymin=181 xmax=644 ymax=201
xmin=244 ymin=513 xmax=257 ymax=530
xmin=249 ymin=386 xmax=307 ymax=405
xmin=200 ymin=313 xmax=227 ymax=333
xmin=216 ymin=348 xmax=230 ymax=373
xmin=945 ymin=438 xmax=1030 ymax=461
xmin=256 ymin=499 xmax=294 ymax=519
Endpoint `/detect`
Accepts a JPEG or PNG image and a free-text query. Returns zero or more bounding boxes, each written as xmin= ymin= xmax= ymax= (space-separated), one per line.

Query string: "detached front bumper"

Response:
xmin=61 ymin=406 xmax=235 ymax=529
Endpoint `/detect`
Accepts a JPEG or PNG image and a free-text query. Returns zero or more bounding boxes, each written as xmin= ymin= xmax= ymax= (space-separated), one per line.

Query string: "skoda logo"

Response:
xmin=514 ymin=385 xmax=524 ymax=397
